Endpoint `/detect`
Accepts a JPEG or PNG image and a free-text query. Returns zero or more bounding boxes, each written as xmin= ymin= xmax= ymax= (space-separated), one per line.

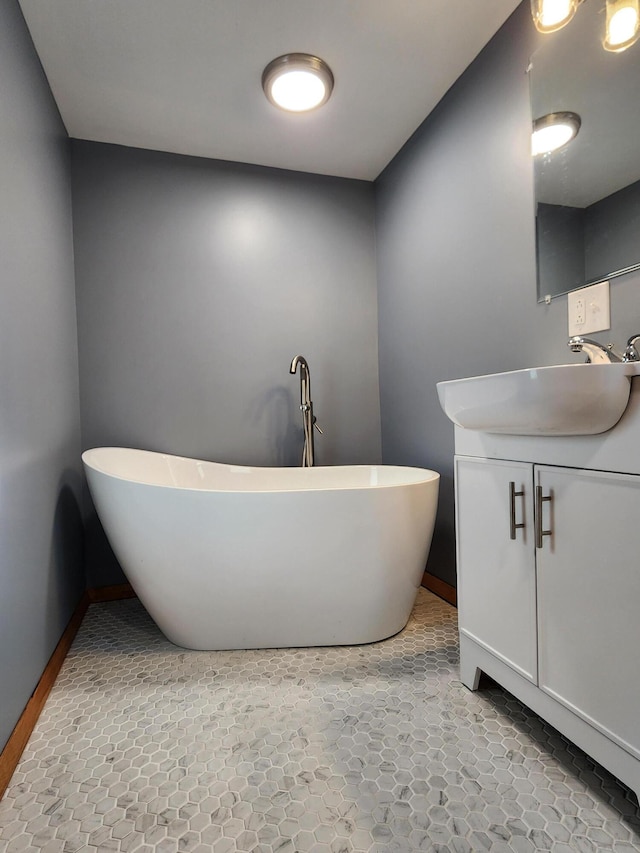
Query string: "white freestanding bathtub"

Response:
xmin=82 ymin=447 xmax=440 ymax=650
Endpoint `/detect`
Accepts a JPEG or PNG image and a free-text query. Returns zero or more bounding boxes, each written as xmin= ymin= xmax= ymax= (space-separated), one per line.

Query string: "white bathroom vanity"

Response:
xmin=442 ymin=370 xmax=640 ymax=803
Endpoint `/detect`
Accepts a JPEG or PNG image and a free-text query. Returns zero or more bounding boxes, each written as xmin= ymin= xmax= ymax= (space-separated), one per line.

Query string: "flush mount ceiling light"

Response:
xmin=262 ymin=54 xmax=334 ymax=113
xmin=604 ymin=0 xmax=640 ymax=50
xmin=532 ymin=111 xmax=582 ymax=155
xmin=532 ymin=0 xmax=639 ymax=50
xmin=531 ymin=0 xmax=582 ymax=33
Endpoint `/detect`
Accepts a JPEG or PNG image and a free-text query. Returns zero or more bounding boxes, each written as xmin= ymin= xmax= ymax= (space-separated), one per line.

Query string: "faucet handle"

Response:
xmin=312 ymin=416 xmax=323 ymax=435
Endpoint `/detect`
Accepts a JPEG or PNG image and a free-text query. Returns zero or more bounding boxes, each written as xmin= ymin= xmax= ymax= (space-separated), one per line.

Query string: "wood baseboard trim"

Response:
xmin=0 ymin=592 xmax=90 ymax=800
xmin=87 ymin=583 xmax=136 ymax=603
xmin=422 ymin=571 xmax=457 ymax=607
xmin=0 ymin=582 xmax=137 ymax=800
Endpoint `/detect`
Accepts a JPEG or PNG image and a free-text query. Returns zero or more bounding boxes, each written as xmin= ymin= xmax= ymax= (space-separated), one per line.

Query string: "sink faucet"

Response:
xmin=568 ymin=336 xmax=622 ymax=364
xmin=623 ymin=335 xmax=640 ymax=362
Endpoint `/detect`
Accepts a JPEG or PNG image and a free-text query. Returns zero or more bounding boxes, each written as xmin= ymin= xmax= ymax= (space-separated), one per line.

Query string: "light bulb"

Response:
xmin=604 ymin=0 xmax=640 ymax=50
xmin=531 ymin=0 xmax=579 ymax=33
xmin=532 ymin=124 xmax=574 ymax=155
xmin=270 ymin=71 xmax=326 ymax=112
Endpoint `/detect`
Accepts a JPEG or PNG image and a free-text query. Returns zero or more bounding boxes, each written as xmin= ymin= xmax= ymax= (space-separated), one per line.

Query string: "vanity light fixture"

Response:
xmin=531 ymin=0 xmax=582 ymax=33
xmin=532 ymin=111 xmax=582 ymax=155
xmin=262 ymin=54 xmax=334 ymax=113
xmin=604 ymin=0 xmax=640 ymax=50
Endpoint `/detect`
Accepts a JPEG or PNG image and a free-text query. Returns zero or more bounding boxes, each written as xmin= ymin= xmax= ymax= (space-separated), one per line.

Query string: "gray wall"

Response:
xmin=536 ymin=202 xmax=585 ymax=297
xmin=537 ymin=180 xmax=640 ymax=298
xmin=0 ymin=0 xmax=83 ymax=751
xmin=375 ymin=1 xmax=640 ymax=586
xmin=585 ymin=179 xmax=640 ymax=281
xmin=71 ymin=141 xmax=381 ymax=586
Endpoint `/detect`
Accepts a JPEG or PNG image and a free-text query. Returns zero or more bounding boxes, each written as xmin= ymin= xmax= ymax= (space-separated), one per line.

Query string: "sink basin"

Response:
xmin=437 ymin=362 xmax=640 ymax=436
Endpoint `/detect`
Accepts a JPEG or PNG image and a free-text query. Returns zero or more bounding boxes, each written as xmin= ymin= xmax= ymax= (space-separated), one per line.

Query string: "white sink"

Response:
xmin=437 ymin=362 xmax=640 ymax=436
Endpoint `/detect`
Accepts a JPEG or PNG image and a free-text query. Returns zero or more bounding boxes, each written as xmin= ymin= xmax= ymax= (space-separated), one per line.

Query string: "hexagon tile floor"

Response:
xmin=1 ymin=591 xmax=639 ymax=853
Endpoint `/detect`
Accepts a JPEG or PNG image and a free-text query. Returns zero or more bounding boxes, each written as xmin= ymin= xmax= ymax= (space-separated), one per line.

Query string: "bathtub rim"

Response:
xmin=82 ymin=446 xmax=440 ymax=494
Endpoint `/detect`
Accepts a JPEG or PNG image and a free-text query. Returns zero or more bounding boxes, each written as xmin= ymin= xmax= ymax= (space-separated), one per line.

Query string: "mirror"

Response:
xmin=530 ymin=0 xmax=640 ymax=302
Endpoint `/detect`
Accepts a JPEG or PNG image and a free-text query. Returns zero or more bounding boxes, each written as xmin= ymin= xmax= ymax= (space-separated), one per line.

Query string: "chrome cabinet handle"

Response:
xmin=535 ymin=485 xmax=553 ymax=549
xmin=509 ymin=481 xmax=525 ymax=540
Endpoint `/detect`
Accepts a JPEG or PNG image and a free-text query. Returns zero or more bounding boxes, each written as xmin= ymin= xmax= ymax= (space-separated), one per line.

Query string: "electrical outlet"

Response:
xmin=568 ymin=281 xmax=610 ymax=336
xmin=568 ymin=290 xmax=586 ymax=336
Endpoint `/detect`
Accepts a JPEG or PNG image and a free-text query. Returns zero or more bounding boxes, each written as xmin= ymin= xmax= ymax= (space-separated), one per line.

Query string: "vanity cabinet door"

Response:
xmin=536 ymin=466 xmax=640 ymax=760
xmin=455 ymin=456 xmax=537 ymax=683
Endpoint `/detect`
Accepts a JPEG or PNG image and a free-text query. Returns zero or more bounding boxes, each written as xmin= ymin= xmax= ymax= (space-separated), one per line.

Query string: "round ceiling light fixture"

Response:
xmin=530 ymin=0 xmax=581 ymax=33
xmin=262 ymin=54 xmax=334 ymax=113
xmin=531 ymin=111 xmax=582 ymax=156
xmin=603 ymin=0 xmax=640 ymax=51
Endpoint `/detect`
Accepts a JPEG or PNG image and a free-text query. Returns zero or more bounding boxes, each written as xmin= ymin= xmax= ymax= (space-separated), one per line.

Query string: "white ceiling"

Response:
xmin=18 ymin=0 xmax=521 ymax=181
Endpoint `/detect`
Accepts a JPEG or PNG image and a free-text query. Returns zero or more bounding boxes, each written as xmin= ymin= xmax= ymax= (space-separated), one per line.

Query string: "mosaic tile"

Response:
xmin=0 ymin=590 xmax=638 ymax=851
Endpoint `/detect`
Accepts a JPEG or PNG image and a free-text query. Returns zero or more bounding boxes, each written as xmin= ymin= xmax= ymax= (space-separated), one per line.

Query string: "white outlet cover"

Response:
xmin=568 ymin=281 xmax=610 ymax=336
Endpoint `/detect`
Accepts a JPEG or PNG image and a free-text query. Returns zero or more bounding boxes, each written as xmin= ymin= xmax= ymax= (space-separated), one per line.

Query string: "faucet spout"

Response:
xmin=290 ymin=354 xmax=308 ymax=375
xmin=623 ymin=335 xmax=640 ymax=363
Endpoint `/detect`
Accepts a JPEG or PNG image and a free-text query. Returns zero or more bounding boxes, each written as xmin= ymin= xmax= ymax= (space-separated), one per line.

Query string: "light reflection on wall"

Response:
xmin=213 ymin=197 xmax=274 ymax=258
